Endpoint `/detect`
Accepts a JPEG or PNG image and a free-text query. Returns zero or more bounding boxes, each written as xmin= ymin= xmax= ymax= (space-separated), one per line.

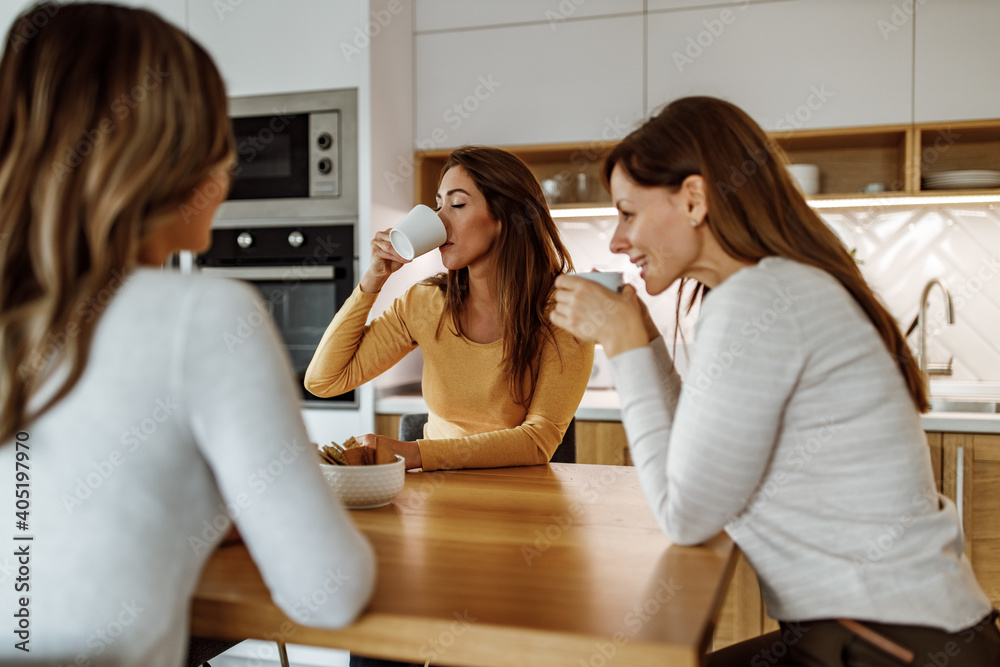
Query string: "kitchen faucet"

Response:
xmin=917 ymin=278 xmax=955 ymax=377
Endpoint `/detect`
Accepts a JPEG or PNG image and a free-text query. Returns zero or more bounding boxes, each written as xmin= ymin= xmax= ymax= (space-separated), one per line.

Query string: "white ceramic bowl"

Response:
xmin=319 ymin=455 xmax=406 ymax=509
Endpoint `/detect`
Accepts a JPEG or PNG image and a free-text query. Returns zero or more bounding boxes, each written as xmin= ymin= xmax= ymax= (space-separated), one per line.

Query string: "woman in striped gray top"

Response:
xmin=551 ymin=96 xmax=999 ymax=666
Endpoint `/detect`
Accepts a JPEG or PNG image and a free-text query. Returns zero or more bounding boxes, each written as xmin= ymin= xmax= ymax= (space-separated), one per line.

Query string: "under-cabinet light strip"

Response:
xmin=549 ymin=194 xmax=1000 ymax=219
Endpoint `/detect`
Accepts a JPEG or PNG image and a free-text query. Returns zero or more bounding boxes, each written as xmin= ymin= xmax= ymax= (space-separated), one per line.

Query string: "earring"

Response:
xmin=690 ymin=219 xmax=699 ymax=227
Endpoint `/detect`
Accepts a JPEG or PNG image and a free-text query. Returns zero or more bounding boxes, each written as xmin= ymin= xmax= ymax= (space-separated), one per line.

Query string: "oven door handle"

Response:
xmin=198 ymin=266 xmax=338 ymax=281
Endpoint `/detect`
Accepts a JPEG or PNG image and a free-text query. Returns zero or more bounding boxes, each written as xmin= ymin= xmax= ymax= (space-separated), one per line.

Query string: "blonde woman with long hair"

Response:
xmin=0 ymin=4 xmax=373 ymax=664
xmin=551 ymin=96 xmax=999 ymax=666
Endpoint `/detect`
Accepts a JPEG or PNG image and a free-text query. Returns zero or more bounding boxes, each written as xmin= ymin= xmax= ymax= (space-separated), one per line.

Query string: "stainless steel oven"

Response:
xmin=195 ymin=224 xmax=357 ymax=408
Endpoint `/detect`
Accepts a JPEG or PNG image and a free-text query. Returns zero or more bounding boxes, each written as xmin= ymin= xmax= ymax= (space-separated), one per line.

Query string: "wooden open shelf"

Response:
xmin=413 ymin=119 xmax=1000 ymax=211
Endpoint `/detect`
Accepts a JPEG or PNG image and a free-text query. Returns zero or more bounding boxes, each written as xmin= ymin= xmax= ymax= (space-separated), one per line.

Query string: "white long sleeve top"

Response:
xmin=611 ymin=256 xmax=991 ymax=631
xmin=0 ymin=269 xmax=375 ymax=666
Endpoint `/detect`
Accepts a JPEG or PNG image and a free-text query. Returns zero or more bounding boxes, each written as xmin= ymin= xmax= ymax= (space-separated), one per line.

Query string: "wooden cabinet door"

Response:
xmin=970 ymin=435 xmax=1000 ymax=608
xmin=944 ymin=433 xmax=1000 ymax=609
xmin=575 ymin=421 xmax=631 ymax=466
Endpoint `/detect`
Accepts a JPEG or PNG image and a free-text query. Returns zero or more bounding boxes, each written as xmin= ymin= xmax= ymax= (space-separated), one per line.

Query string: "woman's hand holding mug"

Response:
xmin=360 ymin=229 xmax=409 ymax=294
xmin=550 ymin=275 xmax=655 ymax=358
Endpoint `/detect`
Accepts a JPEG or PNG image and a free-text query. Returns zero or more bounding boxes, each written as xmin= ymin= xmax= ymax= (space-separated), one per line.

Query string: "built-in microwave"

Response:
xmin=219 ymin=88 xmax=359 ymax=224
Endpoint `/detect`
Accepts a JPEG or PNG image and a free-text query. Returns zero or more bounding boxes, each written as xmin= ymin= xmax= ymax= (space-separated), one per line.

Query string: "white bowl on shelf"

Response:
xmin=319 ymin=455 xmax=406 ymax=509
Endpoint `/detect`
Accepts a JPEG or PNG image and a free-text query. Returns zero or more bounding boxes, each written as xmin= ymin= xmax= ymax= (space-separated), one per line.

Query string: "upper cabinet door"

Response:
xmin=914 ymin=0 xmax=1000 ymax=123
xmin=188 ymin=0 xmax=369 ymax=96
xmin=647 ymin=0 xmax=913 ymax=131
xmin=415 ymin=0 xmax=642 ymax=32
xmin=415 ymin=14 xmax=644 ymax=147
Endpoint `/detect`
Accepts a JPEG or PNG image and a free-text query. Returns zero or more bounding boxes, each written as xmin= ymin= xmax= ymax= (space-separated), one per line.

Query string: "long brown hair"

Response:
xmin=0 ymin=2 xmax=235 ymax=442
xmin=604 ymin=97 xmax=929 ymax=412
xmin=425 ymin=146 xmax=574 ymax=408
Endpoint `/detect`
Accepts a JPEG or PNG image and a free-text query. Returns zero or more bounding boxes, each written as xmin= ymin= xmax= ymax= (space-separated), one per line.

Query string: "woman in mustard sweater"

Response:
xmin=305 ymin=146 xmax=593 ymax=471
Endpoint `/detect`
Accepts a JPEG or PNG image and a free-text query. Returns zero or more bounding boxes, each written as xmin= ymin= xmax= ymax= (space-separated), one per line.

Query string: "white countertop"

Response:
xmin=376 ymin=388 xmax=1000 ymax=434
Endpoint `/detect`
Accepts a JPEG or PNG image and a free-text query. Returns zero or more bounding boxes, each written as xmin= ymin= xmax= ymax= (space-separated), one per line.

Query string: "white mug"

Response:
xmin=575 ymin=271 xmax=624 ymax=293
xmin=389 ymin=205 xmax=447 ymax=261
xmin=786 ymin=164 xmax=820 ymax=195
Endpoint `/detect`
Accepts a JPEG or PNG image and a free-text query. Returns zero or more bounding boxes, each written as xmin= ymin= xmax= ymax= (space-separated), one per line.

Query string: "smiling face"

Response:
xmin=608 ymin=164 xmax=710 ymax=295
xmin=435 ymin=166 xmax=501 ymax=273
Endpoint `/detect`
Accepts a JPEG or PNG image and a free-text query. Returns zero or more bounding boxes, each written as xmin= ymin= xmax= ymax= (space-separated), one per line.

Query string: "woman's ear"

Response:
xmin=681 ymin=174 xmax=708 ymax=221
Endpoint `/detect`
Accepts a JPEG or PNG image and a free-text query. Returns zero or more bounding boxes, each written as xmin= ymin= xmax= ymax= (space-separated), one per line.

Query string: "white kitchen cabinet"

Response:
xmin=415 ymin=0 xmax=641 ymax=33
xmin=647 ymin=0 xmax=790 ymax=10
xmin=187 ymin=0 xmax=369 ymax=96
xmin=914 ymin=0 xmax=1000 ymax=123
xmin=414 ymin=14 xmax=644 ymax=147
xmin=646 ymin=0 xmax=912 ymax=130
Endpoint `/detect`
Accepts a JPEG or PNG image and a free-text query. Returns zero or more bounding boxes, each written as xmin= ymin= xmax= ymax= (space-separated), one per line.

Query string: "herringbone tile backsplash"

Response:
xmin=558 ymin=204 xmax=1000 ymax=382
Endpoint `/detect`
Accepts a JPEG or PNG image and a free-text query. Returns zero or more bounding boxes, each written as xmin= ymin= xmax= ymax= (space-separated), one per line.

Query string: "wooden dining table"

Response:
xmin=191 ymin=463 xmax=738 ymax=666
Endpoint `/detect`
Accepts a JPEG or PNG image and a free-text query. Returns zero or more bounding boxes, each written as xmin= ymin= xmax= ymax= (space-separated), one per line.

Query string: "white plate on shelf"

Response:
xmin=923 ymin=170 xmax=1000 ymax=189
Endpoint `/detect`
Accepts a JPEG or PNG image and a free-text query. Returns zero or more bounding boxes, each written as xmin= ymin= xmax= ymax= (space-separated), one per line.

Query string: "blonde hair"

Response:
xmin=605 ymin=97 xmax=929 ymax=412
xmin=0 ymin=2 xmax=235 ymax=441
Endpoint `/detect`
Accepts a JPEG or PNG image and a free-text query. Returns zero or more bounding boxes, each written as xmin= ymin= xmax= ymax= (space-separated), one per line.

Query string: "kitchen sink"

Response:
xmin=927 ymin=381 xmax=1000 ymax=413
xmin=928 ymin=399 xmax=1000 ymax=414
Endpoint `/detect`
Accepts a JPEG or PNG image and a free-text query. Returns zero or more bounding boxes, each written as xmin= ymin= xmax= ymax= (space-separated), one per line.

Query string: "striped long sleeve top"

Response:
xmin=611 ymin=256 xmax=990 ymax=631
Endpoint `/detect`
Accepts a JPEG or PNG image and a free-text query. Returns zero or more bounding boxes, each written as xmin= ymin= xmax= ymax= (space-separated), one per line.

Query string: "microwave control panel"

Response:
xmin=310 ymin=111 xmax=340 ymax=198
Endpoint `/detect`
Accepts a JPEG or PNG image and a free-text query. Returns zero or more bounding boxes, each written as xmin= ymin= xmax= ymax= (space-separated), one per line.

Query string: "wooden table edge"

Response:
xmin=192 ymin=598 xmax=707 ymax=666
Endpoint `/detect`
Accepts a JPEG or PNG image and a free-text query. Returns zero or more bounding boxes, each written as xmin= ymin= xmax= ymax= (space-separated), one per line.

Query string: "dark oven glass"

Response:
xmin=228 ymin=114 xmax=309 ymax=200
xmin=196 ymin=225 xmax=356 ymax=407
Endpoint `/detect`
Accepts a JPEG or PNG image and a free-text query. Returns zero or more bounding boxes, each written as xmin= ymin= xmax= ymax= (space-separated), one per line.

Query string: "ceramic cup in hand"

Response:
xmin=389 ymin=205 xmax=448 ymax=261
xmin=575 ymin=271 xmax=624 ymax=293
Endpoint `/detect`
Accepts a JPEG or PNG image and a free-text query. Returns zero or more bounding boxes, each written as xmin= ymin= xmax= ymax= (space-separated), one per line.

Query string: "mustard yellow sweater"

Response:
xmin=304 ymin=283 xmax=594 ymax=471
